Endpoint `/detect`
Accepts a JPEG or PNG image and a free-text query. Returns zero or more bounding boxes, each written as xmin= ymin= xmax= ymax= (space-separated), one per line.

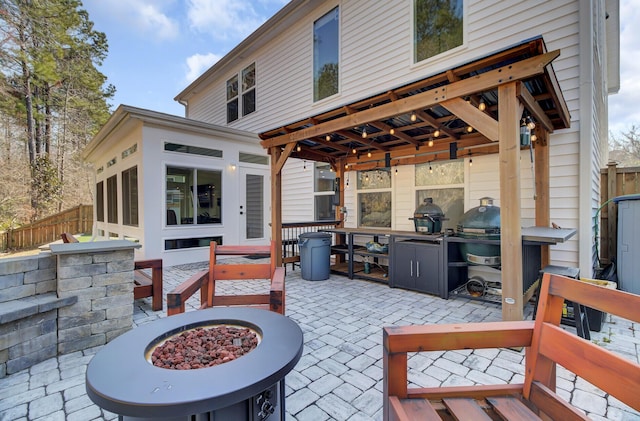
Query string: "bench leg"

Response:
xmin=151 ymin=266 xmax=163 ymax=311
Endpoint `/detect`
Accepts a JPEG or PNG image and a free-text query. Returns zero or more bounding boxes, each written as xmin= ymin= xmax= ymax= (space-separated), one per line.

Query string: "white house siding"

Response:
xmin=282 ymin=159 xmax=314 ymax=222
xmin=181 ymin=0 xmax=614 ymax=272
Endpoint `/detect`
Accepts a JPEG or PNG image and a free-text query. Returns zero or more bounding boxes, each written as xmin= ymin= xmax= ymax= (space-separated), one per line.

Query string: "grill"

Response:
xmin=410 ymin=198 xmax=445 ymax=234
xmin=456 ymin=197 xmax=501 ymax=266
xmin=86 ymin=308 xmax=303 ymax=420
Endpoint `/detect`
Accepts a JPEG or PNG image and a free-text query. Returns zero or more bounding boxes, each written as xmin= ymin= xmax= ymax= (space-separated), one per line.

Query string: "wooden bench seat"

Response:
xmin=383 ymin=272 xmax=640 ymax=420
xmin=167 ymin=241 xmax=284 ymax=316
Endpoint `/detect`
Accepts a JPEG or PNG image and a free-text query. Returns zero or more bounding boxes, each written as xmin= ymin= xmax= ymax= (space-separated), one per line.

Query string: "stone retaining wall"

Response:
xmin=0 ymin=240 xmax=140 ymax=378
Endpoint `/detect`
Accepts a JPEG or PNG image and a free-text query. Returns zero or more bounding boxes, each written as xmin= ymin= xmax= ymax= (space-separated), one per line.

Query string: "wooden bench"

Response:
xmin=133 ymin=259 xmax=163 ymax=311
xmin=61 ymin=233 xmax=163 ymax=311
xmin=383 ymin=272 xmax=640 ymax=420
xmin=167 ymin=241 xmax=284 ymax=316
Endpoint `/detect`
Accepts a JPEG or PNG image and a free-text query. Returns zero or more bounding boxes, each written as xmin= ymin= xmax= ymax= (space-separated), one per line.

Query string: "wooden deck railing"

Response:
xmin=0 ymin=205 xmax=93 ymax=251
xmin=282 ymin=220 xmax=340 ymax=269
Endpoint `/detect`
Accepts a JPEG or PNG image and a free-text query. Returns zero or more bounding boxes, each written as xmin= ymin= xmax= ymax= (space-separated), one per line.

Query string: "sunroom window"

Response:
xmin=313 ymin=7 xmax=339 ymax=101
xmin=414 ymin=0 xmax=463 ymax=63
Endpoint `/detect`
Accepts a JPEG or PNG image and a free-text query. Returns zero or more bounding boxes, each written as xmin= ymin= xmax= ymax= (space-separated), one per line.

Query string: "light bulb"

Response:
xmin=429 ymin=165 xmax=433 ymax=174
xmin=434 ymin=129 xmax=440 ymax=138
xmin=428 ymin=140 xmax=434 ymax=147
xmin=390 ymin=128 xmax=395 ymax=135
xmin=531 ymin=134 xmax=537 ymax=142
xmin=296 ymin=145 xmax=301 ymax=152
xmin=478 ymin=100 xmax=486 ymax=111
xmin=352 ymin=148 xmax=357 ymax=154
xmin=326 ymin=135 xmax=330 ymax=141
xmin=345 ymin=163 xmax=349 ymax=169
xmin=395 ymin=168 xmax=398 ymax=175
xmin=410 ymin=112 xmax=417 ymax=122
xmin=469 ymin=157 xmax=473 ymax=166
xmin=362 ymin=127 xmax=367 ymax=138
xmin=367 ymin=151 xmax=372 ymax=158
xmin=527 ymin=120 xmax=536 ymax=130
xmin=467 ymin=125 xmax=473 ymax=133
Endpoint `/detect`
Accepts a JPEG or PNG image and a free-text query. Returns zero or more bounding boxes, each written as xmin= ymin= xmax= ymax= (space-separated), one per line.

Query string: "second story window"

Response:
xmin=227 ymin=63 xmax=256 ymax=123
xmin=414 ymin=0 xmax=463 ymax=63
xmin=313 ymin=7 xmax=339 ymax=102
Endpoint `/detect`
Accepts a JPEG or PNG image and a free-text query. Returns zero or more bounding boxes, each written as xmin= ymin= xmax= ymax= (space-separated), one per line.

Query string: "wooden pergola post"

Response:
xmin=535 ymin=129 xmax=551 ymax=267
xmin=270 ymin=146 xmax=283 ymax=266
xmin=498 ymin=82 xmax=524 ymax=321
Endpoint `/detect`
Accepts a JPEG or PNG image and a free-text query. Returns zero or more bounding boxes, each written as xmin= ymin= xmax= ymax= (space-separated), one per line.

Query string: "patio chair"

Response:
xmin=383 ymin=272 xmax=640 ymax=420
xmin=60 ymin=233 xmax=164 ymax=311
xmin=167 ymin=241 xmax=285 ymax=316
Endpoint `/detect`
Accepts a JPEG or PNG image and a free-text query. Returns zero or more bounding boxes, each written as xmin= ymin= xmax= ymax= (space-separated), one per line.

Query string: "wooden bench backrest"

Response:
xmin=61 ymin=232 xmax=79 ymax=243
xmin=206 ymin=241 xmax=280 ymax=310
xmin=526 ymin=273 xmax=640 ymax=412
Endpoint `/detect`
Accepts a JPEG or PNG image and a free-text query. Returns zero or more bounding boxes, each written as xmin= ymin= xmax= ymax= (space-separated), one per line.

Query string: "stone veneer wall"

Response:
xmin=0 ymin=240 xmax=140 ymax=378
xmin=0 ymin=254 xmax=58 ymax=377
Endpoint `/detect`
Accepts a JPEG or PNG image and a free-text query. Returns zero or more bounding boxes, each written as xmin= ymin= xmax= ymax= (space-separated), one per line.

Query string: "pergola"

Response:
xmin=259 ymin=37 xmax=570 ymax=321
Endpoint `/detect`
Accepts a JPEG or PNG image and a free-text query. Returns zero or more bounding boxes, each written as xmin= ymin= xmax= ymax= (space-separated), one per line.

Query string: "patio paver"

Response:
xmin=0 ymin=260 xmax=638 ymax=420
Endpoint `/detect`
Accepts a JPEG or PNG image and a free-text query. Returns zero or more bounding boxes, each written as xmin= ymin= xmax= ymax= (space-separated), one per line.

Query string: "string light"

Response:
xmin=478 ymin=99 xmax=486 ymax=111
xmin=467 ymin=125 xmax=473 ymax=133
xmin=531 ymin=134 xmax=537 ymax=142
xmin=395 ymin=167 xmax=398 ymax=175
xmin=434 ymin=129 xmax=440 ymax=138
xmin=527 ymin=118 xmax=536 ymax=130
xmin=410 ymin=111 xmax=417 ymax=122
xmin=362 ymin=126 xmax=367 ymax=138
xmin=352 ymin=147 xmax=357 ymax=154
xmin=428 ymin=140 xmax=434 ymax=147
xmin=345 ymin=163 xmax=349 ymax=169
xmin=429 ymin=163 xmax=433 ymax=174
xmin=367 ymin=150 xmax=372 ymax=158
xmin=296 ymin=144 xmax=301 ymax=152
xmin=326 ymin=135 xmax=331 ymax=141
xmin=390 ymin=128 xmax=395 ymax=135
xmin=469 ymin=153 xmax=473 ymax=167
xmin=303 ymin=160 xmax=307 ymax=171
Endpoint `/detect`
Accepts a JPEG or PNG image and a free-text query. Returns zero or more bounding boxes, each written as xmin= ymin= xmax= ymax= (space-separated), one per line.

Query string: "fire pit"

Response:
xmin=86 ymin=307 xmax=303 ymax=420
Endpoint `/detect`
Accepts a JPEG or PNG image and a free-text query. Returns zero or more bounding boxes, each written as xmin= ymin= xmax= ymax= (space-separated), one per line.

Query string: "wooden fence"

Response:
xmin=0 ymin=205 xmax=93 ymax=251
xmin=599 ymin=162 xmax=640 ymax=264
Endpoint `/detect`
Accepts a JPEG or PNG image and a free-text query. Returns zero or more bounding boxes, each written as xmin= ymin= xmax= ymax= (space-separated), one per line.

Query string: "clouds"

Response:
xmin=185 ymin=53 xmax=222 ymax=84
xmin=186 ymin=0 xmax=265 ymax=40
xmin=608 ymin=0 xmax=640 ymax=135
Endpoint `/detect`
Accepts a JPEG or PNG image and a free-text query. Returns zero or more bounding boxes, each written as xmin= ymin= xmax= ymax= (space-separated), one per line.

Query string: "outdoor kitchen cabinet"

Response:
xmin=391 ymin=241 xmax=442 ymax=296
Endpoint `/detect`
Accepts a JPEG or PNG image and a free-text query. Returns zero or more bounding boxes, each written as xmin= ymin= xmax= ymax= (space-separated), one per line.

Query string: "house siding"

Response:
xmin=182 ymin=0 xmax=614 ymax=272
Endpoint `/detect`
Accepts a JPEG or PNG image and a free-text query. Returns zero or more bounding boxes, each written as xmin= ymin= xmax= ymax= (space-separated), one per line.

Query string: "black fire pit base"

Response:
xmin=86 ymin=307 xmax=303 ymax=420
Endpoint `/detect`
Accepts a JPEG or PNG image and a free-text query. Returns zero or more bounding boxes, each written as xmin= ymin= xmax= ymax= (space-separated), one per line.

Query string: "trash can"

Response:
xmin=298 ymin=232 xmax=332 ymax=281
xmin=614 ymin=194 xmax=640 ymax=295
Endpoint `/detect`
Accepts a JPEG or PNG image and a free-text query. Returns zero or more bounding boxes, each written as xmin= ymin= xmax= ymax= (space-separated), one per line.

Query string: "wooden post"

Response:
xmin=498 ymin=82 xmax=524 ymax=321
xmin=270 ymin=146 xmax=283 ymax=266
xmin=607 ymin=161 xmax=618 ymax=262
xmin=534 ymin=129 xmax=550 ymax=267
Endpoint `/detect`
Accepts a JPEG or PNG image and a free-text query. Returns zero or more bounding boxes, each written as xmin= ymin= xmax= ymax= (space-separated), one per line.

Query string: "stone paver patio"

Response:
xmin=0 ymin=260 xmax=638 ymax=420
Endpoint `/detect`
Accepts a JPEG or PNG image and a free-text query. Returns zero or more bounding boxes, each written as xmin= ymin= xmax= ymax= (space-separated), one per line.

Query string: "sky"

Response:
xmin=83 ymin=0 xmax=639 ymax=136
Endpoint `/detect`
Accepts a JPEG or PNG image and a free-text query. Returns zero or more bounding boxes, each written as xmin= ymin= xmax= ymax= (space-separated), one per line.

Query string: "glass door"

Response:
xmin=240 ymin=167 xmax=270 ymax=243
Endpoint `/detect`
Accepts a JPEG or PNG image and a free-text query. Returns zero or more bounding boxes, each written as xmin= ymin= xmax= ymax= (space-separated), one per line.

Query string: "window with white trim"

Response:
xmin=313 ymin=7 xmax=339 ymax=101
xmin=414 ymin=0 xmax=463 ymax=63
xmin=227 ymin=63 xmax=256 ymax=123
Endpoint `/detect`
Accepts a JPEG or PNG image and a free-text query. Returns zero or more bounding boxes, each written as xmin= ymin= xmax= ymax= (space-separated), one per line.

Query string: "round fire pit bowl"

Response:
xmin=86 ymin=307 xmax=303 ymax=420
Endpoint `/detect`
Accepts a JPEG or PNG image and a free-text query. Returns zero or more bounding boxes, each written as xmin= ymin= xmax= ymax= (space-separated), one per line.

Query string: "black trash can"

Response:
xmin=299 ymin=232 xmax=332 ymax=281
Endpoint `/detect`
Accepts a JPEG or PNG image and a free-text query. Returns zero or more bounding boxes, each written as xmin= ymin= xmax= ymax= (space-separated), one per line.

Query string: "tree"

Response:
xmin=609 ymin=126 xmax=640 ymax=167
xmin=0 ymin=0 xmax=113 ymax=222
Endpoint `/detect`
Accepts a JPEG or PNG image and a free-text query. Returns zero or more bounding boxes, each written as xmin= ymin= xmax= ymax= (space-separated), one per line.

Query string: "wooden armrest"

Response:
xmin=269 ymin=266 xmax=286 ymax=315
xmin=384 ymin=321 xmax=534 ymax=354
xmin=166 ymin=270 xmax=208 ymax=315
xmin=134 ymin=259 xmax=162 ymax=270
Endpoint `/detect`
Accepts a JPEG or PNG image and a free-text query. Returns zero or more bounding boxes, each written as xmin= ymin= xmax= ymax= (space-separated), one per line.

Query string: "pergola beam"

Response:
xmin=440 ymin=98 xmax=499 ymax=142
xmin=260 ymin=50 xmax=560 ymax=149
